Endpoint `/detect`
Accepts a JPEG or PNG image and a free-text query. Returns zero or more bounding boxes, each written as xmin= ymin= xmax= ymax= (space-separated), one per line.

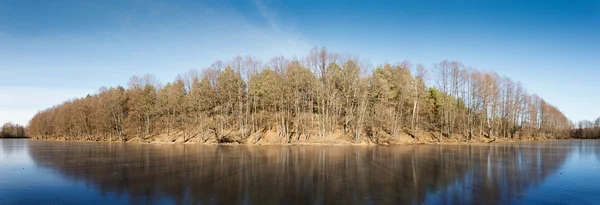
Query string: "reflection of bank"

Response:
xmin=0 ymin=139 xmax=30 ymax=160
xmin=28 ymin=141 xmax=571 ymax=205
xmin=416 ymin=143 xmax=570 ymax=204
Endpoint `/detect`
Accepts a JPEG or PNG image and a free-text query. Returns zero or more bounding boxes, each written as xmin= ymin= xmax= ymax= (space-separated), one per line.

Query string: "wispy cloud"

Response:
xmin=0 ymin=0 xmax=315 ymax=126
xmin=253 ymin=0 xmax=279 ymax=31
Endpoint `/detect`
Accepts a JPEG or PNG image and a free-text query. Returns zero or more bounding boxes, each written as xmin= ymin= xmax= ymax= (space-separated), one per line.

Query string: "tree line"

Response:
xmin=572 ymin=118 xmax=600 ymax=139
xmin=27 ymin=47 xmax=571 ymax=144
xmin=1 ymin=122 xmax=27 ymax=138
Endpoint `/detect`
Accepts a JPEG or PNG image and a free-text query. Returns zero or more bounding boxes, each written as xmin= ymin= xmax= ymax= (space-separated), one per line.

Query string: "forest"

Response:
xmin=0 ymin=122 xmax=28 ymax=138
xmin=573 ymin=118 xmax=600 ymax=139
xmin=26 ymin=47 xmax=572 ymax=144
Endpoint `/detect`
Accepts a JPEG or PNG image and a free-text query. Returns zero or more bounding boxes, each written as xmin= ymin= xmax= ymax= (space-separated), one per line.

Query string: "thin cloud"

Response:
xmin=253 ymin=0 xmax=279 ymax=31
xmin=0 ymin=0 xmax=315 ymax=127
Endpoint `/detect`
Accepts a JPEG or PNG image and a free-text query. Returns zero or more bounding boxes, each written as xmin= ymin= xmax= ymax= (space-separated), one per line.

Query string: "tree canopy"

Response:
xmin=27 ymin=47 xmax=572 ymax=144
xmin=1 ymin=122 xmax=27 ymax=138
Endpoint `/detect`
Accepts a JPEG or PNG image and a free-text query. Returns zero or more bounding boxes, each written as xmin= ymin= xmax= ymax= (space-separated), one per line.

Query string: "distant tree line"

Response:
xmin=27 ymin=47 xmax=571 ymax=143
xmin=1 ymin=122 xmax=27 ymax=138
xmin=572 ymin=118 xmax=600 ymax=139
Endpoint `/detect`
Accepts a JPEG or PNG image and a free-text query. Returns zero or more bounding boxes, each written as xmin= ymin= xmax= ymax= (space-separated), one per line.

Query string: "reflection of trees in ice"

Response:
xmin=421 ymin=143 xmax=570 ymax=205
xmin=28 ymin=141 xmax=573 ymax=205
xmin=0 ymin=139 xmax=29 ymax=159
xmin=567 ymin=140 xmax=600 ymax=160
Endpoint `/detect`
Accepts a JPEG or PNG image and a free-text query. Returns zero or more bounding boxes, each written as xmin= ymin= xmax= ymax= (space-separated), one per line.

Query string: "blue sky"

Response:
xmin=0 ymin=0 xmax=598 ymax=125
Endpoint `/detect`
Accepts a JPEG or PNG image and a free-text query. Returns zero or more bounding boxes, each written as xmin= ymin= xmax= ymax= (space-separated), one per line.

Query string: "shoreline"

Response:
xmin=22 ymin=136 xmax=574 ymax=146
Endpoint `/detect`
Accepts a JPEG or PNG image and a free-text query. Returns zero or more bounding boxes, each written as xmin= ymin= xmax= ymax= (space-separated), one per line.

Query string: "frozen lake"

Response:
xmin=1 ymin=139 xmax=599 ymax=205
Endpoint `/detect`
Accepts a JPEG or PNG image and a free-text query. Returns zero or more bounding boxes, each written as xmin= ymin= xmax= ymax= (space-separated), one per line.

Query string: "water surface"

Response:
xmin=1 ymin=139 xmax=599 ymax=205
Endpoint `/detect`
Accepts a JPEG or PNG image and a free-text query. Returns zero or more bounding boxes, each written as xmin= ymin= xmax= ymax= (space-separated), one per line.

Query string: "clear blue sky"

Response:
xmin=0 ymin=0 xmax=598 ymax=125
